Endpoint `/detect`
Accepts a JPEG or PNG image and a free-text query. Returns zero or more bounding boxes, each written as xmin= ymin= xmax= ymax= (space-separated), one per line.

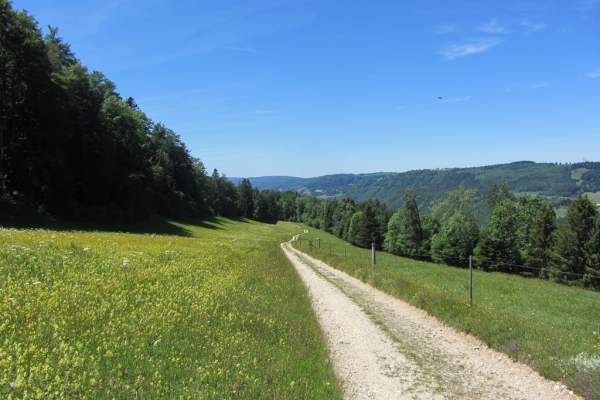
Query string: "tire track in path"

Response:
xmin=281 ymin=238 xmax=580 ymax=400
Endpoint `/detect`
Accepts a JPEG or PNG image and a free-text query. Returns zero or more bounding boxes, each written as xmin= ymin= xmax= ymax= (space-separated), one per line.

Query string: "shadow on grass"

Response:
xmin=0 ymin=210 xmax=245 ymax=238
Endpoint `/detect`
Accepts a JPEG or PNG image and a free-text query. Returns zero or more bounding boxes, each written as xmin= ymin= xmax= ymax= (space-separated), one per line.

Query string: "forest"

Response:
xmin=276 ymin=183 xmax=600 ymax=290
xmin=1 ymin=1 xmax=598 ymax=290
xmin=231 ymin=160 xmax=600 ymax=212
xmin=0 ymin=1 xmax=241 ymax=222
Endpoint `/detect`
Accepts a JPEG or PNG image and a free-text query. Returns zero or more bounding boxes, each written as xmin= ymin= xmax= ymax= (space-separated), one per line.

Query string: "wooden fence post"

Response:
xmin=372 ymin=243 xmax=376 ymax=266
xmin=469 ymin=255 xmax=473 ymax=304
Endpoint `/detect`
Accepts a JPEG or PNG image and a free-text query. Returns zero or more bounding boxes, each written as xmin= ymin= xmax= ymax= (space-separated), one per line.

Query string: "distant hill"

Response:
xmin=228 ymin=176 xmax=305 ymax=189
xmin=230 ymin=161 xmax=600 ymax=212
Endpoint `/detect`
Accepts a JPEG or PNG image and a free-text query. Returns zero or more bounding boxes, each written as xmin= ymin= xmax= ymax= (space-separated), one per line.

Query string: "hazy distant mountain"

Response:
xmin=228 ymin=176 xmax=307 ymax=190
xmin=230 ymin=161 xmax=600 ymax=212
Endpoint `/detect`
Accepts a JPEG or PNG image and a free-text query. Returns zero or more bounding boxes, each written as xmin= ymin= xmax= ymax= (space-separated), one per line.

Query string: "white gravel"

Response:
xmin=281 ymin=237 xmax=581 ymax=400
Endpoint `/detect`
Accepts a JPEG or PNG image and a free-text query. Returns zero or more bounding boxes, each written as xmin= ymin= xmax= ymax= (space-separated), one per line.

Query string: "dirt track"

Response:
xmin=281 ymin=237 xmax=580 ymax=399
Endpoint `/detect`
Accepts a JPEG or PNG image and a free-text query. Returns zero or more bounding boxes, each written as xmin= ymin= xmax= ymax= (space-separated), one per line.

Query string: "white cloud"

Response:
xmin=527 ymin=82 xmax=550 ymax=89
xmin=441 ymin=39 xmax=502 ymax=60
xmin=436 ymin=24 xmax=456 ymax=34
xmin=521 ymin=20 xmax=547 ymax=32
xmin=588 ymin=68 xmax=600 ymax=78
xmin=477 ymin=19 xmax=510 ymax=34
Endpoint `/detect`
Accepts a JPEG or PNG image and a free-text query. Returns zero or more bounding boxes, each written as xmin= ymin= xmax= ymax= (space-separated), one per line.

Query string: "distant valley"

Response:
xmin=231 ymin=161 xmax=600 ymax=212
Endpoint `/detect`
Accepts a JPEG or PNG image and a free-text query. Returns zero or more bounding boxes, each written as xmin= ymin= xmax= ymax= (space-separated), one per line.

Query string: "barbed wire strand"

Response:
xmin=298 ymin=238 xmax=600 ymax=281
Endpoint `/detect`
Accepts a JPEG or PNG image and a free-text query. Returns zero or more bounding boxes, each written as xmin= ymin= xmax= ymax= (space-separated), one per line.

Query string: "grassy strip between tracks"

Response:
xmin=0 ymin=217 xmax=341 ymax=399
xmin=293 ymin=224 xmax=600 ymax=400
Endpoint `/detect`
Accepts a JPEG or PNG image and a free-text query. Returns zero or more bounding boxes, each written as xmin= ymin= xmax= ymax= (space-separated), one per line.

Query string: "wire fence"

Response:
xmin=294 ymin=236 xmax=600 ymax=282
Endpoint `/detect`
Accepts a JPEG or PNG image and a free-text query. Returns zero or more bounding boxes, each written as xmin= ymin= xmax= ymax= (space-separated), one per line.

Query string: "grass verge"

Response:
xmin=294 ymin=225 xmax=600 ymax=400
xmin=0 ymin=217 xmax=341 ymax=399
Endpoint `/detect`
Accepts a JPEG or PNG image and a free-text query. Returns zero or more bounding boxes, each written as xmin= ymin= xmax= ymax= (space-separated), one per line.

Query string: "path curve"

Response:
xmin=281 ymin=236 xmax=580 ymax=400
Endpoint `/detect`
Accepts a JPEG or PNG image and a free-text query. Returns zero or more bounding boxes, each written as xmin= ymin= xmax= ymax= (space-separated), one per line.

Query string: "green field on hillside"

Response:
xmin=584 ymin=191 xmax=600 ymax=204
xmin=0 ymin=217 xmax=341 ymax=399
xmin=572 ymin=168 xmax=590 ymax=184
xmin=294 ymin=226 xmax=600 ymax=399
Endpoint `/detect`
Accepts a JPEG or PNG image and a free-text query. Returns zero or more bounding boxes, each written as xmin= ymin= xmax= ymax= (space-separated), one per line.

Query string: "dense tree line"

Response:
xmin=268 ymin=180 xmax=600 ymax=290
xmin=0 ymin=2 xmax=278 ymax=223
xmin=0 ymin=2 xmax=190 ymax=219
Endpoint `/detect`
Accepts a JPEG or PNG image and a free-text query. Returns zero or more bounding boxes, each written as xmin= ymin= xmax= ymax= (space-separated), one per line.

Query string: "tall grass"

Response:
xmin=294 ymin=225 xmax=600 ymax=399
xmin=0 ymin=218 xmax=341 ymax=399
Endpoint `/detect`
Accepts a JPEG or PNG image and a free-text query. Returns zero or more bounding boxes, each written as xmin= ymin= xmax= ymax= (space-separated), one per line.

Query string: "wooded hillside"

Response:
xmin=231 ymin=161 xmax=600 ymax=212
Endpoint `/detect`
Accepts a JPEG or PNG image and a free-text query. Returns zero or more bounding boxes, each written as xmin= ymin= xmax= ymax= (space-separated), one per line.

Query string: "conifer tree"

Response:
xmin=401 ymin=189 xmax=422 ymax=255
xmin=384 ymin=190 xmax=424 ymax=258
xmin=347 ymin=211 xmax=366 ymax=248
xmin=474 ymin=198 xmax=521 ymax=271
xmin=236 ymin=178 xmax=254 ymax=218
xmin=516 ymin=194 xmax=546 ymax=255
xmin=363 ymin=203 xmax=381 ymax=249
xmin=526 ymin=201 xmax=556 ymax=276
xmin=483 ymin=180 xmax=515 ymax=210
xmin=555 ymin=195 xmax=599 ymax=285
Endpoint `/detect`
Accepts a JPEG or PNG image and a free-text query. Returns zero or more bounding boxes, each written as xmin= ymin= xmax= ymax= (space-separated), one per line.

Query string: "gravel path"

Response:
xmin=281 ymin=236 xmax=581 ymax=400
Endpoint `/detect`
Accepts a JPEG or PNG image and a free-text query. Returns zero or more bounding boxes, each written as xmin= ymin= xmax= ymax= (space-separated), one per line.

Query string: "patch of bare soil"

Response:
xmin=281 ymin=238 xmax=580 ymax=399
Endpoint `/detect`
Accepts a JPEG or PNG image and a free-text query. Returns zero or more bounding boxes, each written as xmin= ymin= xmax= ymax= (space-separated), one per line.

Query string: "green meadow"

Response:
xmin=571 ymin=168 xmax=589 ymax=184
xmin=0 ymin=217 xmax=341 ymax=399
xmin=295 ymin=225 xmax=600 ymax=399
xmin=583 ymin=191 xmax=600 ymax=204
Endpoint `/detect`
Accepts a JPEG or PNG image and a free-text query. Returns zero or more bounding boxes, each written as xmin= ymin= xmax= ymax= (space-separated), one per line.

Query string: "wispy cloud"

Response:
xmin=44 ymin=0 xmax=133 ymax=37
xmin=226 ymin=46 xmax=257 ymax=52
xmin=512 ymin=3 xmax=548 ymax=12
xmin=588 ymin=68 xmax=600 ymax=78
xmin=521 ymin=20 xmax=547 ymax=33
xmin=527 ymin=82 xmax=550 ymax=89
xmin=81 ymin=1 xmax=320 ymax=73
xmin=576 ymin=0 xmax=600 ymax=11
xmin=477 ymin=19 xmax=510 ymax=34
xmin=253 ymin=109 xmax=287 ymax=115
xmin=440 ymin=96 xmax=472 ymax=103
xmin=435 ymin=24 xmax=456 ymax=34
xmin=441 ymin=38 xmax=502 ymax=60
xmin=575 ymin=0 xmax=600 ymax=19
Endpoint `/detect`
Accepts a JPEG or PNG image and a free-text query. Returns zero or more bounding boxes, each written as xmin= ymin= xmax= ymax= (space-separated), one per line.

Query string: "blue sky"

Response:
xmin=14 ymin=0 xmax=600 ymax=178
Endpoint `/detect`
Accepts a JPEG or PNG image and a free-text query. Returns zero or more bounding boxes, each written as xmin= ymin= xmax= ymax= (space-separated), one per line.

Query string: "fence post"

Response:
xmin=372 ymin=243 xmax=376 ymax=266
xmin=469 ymin=255 xmax=473 ymax=304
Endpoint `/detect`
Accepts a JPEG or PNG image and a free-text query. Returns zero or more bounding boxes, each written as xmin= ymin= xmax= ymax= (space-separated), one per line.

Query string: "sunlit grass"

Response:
xmin=294 ymin=225 xmax=600 ymax=399
xmin=0 ymin=218 xmax=341 ymax=399
xmin=583 ymin=191 xmax=600 ymax=204
xmin=571 ymin=168 xmax=589 ymax=185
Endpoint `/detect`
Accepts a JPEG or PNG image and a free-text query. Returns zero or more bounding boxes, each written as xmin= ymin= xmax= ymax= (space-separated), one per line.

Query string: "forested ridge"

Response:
xmin=231 ymin=161 xmax=600 ymax=212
